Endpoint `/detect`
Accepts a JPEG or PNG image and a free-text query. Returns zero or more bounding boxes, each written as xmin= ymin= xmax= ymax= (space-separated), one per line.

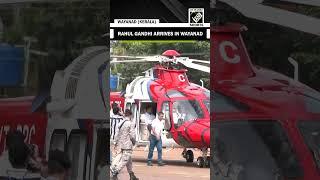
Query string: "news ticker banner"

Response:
xmin=110 ymin=19 xmax=210 ymax=40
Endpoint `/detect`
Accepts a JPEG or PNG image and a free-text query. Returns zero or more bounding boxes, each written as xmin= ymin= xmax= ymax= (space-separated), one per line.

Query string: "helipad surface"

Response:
xmin=114 ymin=147 xmax=210 ymax=180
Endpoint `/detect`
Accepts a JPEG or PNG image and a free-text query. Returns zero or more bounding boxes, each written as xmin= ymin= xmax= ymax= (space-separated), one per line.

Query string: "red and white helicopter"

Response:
xmin=211 ymin=0 xmax=320 ymax=179
xmin=110 ymin=49 xmax=211 ymax=167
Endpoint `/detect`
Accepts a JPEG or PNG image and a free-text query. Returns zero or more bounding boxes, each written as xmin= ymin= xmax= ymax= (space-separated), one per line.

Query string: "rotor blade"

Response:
xmin=280 ymin=0 xmax=320 ymax=7
xmin=178 ymin=60 xmax=210 ymax=73
xmin=181 ymin=53 xmax=207 ymax=55
xmin=110 ymin=57 xmax=159 ymax=63
xmin=111 ymin=55 xmax=156 ymax=59
xmin=220 ymin=0 xmax=320 ymax=36
xmin=183 ymin=62 xmax=210 ymax=73
xmin=189 ymin=59 xmax=210 ymax=64
xmin=160 ymin=0 xmax=188 ymax=22
xmin=110 ymin=59 xmax=157 ymax=63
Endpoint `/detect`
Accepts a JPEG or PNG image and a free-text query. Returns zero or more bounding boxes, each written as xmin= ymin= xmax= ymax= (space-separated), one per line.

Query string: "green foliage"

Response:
xmin=1 ymin=2 xmax=107 ymax=92
xmin=222 ymin=5 xmax=320 ymax=91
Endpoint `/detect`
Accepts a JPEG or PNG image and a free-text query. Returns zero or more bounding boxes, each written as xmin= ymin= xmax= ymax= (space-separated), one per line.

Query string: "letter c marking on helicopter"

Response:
xmin=178 ymin=74 xmax=186 ymax=82
xmin=219 ymin=41 xmax=240 ymax=64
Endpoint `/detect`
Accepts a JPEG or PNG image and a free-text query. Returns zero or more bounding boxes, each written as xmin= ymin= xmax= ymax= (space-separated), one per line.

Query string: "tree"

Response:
xmin=0 ymin=1 xmax=107 ymax=96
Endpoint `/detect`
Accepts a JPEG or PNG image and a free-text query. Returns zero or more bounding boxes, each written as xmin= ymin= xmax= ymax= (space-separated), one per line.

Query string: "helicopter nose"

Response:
xmin=181 ymin=119 xmax=210 ymax=148
xmin=197 ymin=120 xmax=210 ymax=146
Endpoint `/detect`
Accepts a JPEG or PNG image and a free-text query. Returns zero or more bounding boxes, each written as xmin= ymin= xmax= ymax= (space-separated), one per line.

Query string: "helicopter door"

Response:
xmin=161 ymin=101 xmax=173 ymax=139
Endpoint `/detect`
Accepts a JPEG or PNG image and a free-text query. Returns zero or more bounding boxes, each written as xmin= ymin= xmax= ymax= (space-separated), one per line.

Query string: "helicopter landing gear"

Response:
xmin=182 ymin=148 xmax=194 ymax=163
xmin=197 ymin=148 xmax=209 ymax=168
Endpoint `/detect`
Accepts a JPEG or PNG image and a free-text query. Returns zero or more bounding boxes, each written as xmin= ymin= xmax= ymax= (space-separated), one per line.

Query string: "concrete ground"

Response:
xmin=114 ymin=147 xmax=210 ymax=180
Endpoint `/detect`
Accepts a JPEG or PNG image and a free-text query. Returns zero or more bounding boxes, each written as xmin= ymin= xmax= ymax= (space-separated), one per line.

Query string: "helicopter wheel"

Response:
xmin=185 ymin=150 xmax=194 ymax=163
xmin=196 ymin=157 xmax=205 ymax=168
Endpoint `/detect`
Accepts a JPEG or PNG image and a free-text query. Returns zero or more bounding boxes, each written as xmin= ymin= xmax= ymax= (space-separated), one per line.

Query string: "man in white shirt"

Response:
xmin=147 ymin=112 xmax=165 ymax=166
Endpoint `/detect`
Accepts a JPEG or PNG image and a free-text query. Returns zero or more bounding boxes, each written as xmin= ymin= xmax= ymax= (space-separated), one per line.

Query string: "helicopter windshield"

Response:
xmin=303 ymin=94 xmax=320 ymax=113
xmin=212 ymin=120 xmax=303 ymax=180
xmin=203 ymin=99 xmax=210 ymax=112
xmin=172 ymin=100 xmax=204 ymax=128
xmin=299 ymin=121 xmax=320 ymax=169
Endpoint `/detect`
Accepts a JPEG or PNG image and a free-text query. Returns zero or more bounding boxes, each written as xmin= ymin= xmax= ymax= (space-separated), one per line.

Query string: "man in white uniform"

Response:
xmin=111 ymin=109 xmax=139 ymax=180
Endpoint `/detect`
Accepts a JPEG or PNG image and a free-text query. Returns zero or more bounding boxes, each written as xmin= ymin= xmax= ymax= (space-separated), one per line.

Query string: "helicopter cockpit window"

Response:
xmin=303 ymin=94 xmax=320 ymax=113
xmin=212 ymin=120 xmax=303 ymax=180
xmin=299 ymin=121 xmax=320 ymax=169
xmin=204 ymin=90 xmax=210 ymax=98
xmin=212 ymin=92 xmax=249 ymax=113
xmin=161 ymin=102 xmax=171 ymax=131
xmin=167 ymin=90 xmax=186 ymax=98
xmin=172 ymin=100 xmax=203 ymax=128
xmin=203 ymin=99 xmax=210 ymax=112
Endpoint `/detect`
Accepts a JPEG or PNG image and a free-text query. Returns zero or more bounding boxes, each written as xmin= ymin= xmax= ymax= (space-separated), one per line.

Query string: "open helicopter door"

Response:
xmin=160 ymin=101 xmax=177 ymax=148
xmin=158 ymin=100 xmax=182 ymax=148
xmin=136 ymin=101 xmax=144 ymax=144
xmin=127 ymin=99 xmax=141 ymax=145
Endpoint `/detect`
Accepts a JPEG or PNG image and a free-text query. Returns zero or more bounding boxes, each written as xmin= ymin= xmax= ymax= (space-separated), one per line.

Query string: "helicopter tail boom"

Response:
xmin=211 ymin=23 xmax=255 ymax=84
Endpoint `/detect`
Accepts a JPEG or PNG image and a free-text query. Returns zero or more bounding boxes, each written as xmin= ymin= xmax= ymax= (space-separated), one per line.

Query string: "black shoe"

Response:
xmin=158 ymin=162 xmax=166 ymax=166
xmin=129 ymin=172 xmax=139 ymax=180
xmin=147 ymin=162 xmax=153 ymax=166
